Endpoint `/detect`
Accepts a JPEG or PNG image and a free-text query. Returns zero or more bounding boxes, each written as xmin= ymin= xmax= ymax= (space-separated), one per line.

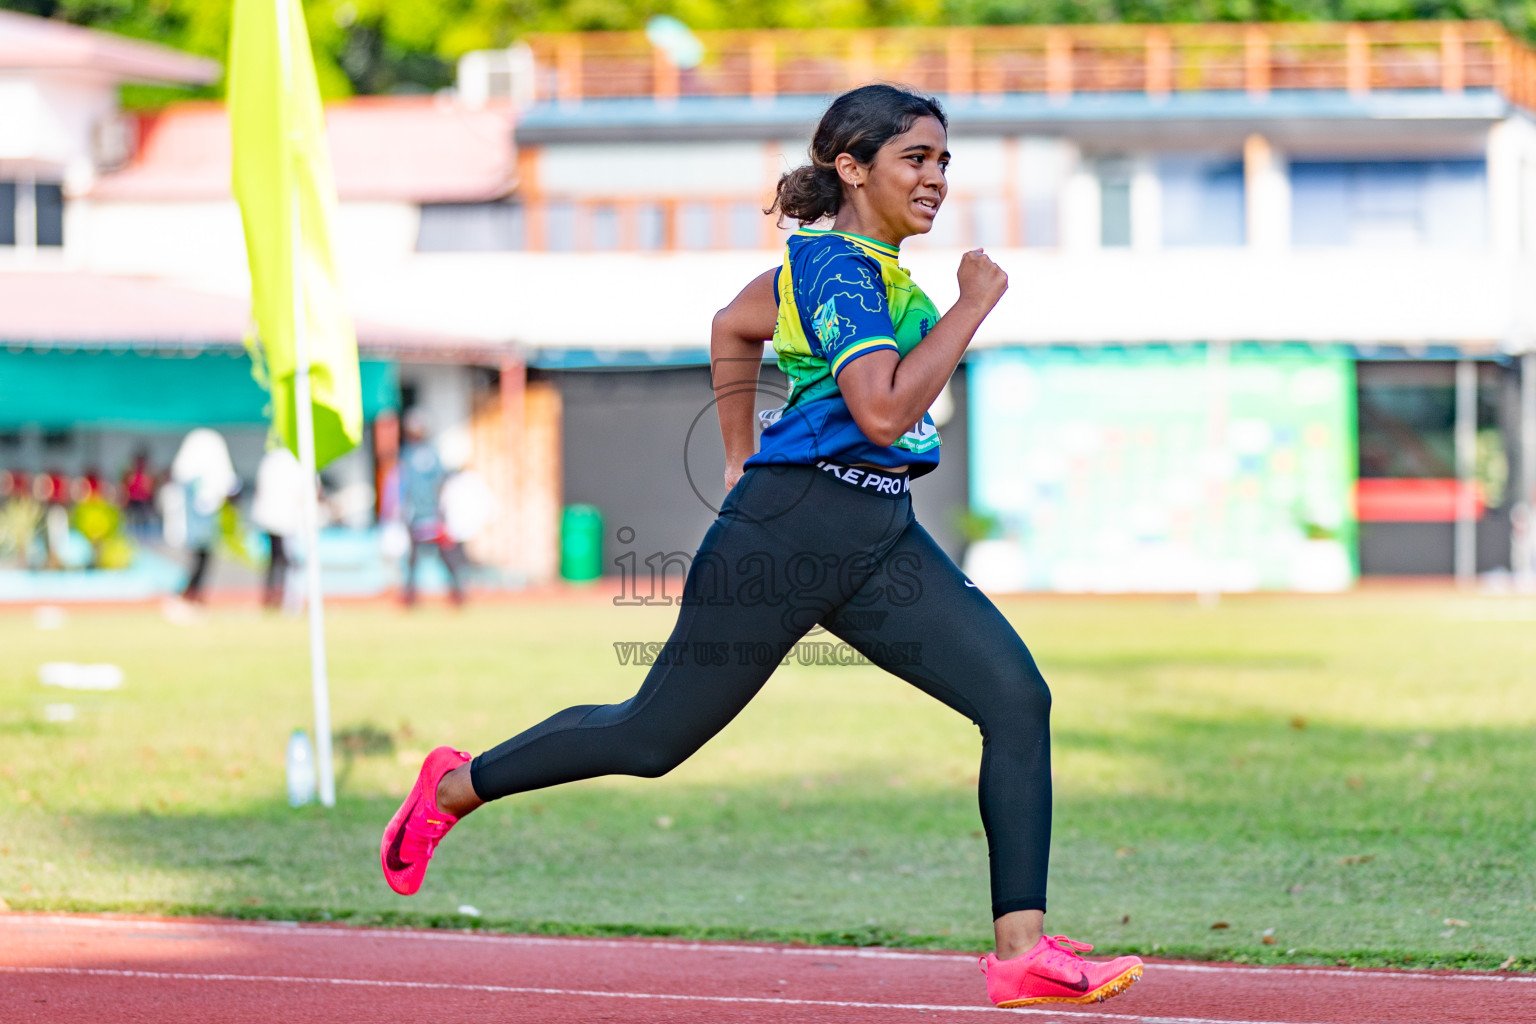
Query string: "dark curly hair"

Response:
xmin=767 ymin=84 xmax=948 ymax=226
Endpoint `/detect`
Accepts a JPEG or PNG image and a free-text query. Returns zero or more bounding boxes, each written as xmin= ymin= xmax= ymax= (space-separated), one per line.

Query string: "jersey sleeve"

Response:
xmin=796 ymin=247 xmax=898 ymax=378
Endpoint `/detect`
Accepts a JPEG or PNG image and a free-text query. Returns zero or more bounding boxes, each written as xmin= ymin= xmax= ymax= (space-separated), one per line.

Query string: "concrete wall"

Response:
xmin=555 ymin=364 xmax=971 ymax=581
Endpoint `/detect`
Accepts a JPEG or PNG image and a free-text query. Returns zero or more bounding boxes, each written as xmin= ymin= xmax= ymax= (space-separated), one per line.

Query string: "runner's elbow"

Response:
xmin=852 ymin=408 xmax=905 ymax=448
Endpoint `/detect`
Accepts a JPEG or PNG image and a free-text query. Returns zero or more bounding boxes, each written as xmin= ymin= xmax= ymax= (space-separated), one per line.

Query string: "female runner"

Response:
xmin=381 ymin=83 xmax=1142 ymax=1010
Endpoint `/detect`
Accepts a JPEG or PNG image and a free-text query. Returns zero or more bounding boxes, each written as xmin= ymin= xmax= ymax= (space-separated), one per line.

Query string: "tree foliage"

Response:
xmin=5 ymin=0 xmax=1535 ymax=101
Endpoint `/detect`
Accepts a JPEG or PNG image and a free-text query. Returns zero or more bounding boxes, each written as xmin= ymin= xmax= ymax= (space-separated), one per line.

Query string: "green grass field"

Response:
xmin=2 ymin=590 xmax=1534 ymax=969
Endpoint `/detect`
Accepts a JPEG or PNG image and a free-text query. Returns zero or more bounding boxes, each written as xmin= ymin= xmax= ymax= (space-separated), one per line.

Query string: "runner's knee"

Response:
xmin=977 ymin=664 xmax=1051 ymax=741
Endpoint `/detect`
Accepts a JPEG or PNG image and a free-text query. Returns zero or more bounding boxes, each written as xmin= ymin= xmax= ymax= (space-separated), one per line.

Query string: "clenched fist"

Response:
xmin=956 ymin=248 xmax=1008 ymax=313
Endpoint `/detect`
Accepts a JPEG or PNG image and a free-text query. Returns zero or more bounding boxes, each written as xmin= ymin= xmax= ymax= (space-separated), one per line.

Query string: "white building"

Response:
xmin=430 ymin=24 xmax=1536 ymax=589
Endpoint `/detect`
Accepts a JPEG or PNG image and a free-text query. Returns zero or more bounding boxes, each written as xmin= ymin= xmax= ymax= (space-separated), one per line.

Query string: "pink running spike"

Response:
xmin=380 ymin=746 xmax=471 ymax=896
xmin=979 ymin=934 xmax=1143 ymax=1007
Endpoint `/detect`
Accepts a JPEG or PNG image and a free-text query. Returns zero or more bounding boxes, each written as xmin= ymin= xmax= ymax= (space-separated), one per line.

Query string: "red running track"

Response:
xmin=2 ymin=915 xmax=1532 ymax=1024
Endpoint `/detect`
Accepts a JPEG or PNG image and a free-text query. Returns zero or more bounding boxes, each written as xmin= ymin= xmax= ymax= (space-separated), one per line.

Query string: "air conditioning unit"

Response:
xmin=457 ymin=45 xmax=536 ymax=110
xmin=91 ymin=113 xmax=137 ymax=172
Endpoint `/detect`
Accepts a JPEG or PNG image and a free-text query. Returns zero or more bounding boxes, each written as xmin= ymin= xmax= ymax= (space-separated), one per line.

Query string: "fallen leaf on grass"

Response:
xmin=1120 ymin=915 xmax=1130 ymax=925
xmin=1499 ymin=956 xmax=1518 ymax=970
xmin=1443 ymin=918 xmax=1470 ymax=927
xmin=1262 ymin=936 xmax=1278 ymax=946
xmin=1289 ymin=716 xmax=1307 ymax=730
xmin=1338 ymin=854 xmax=1375 ymax=865
xmin=1115 ymin=847 xmax=1136 ymax=857
xmin=1345 ymin=776 xmax=1365 ymax=790
xmin=1210 ymin=922 xmax=1230 ymax=930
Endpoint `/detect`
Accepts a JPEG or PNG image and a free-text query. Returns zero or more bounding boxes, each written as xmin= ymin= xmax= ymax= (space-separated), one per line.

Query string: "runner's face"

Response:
xmin=863 ymin=116 xmax=949 ymax=240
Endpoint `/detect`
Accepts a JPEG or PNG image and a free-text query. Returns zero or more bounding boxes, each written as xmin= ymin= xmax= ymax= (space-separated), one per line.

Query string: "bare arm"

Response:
xmin=837 ymin=249 xmax=1008 ymax=447
xmin=711 ymin=268 xmax=779 ymax=492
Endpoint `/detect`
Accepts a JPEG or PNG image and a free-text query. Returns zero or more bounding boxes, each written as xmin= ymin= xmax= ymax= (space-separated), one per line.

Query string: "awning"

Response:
xmin=0 ymin=347 xmax=398 ymax=429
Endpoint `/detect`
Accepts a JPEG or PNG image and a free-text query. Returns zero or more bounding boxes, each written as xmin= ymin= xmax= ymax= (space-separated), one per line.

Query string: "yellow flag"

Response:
xmin=229 ymin=0 xmax=361 ymax=469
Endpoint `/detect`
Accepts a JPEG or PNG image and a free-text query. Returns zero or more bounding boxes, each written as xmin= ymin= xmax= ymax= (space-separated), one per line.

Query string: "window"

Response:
xmin=972 ymin=197 xmax=1009 ymax=248
xmin=1021 ymin=197 xmax=1058 ymax=248
xmin=1160 ymin=157 xmax=1245 ymax=247
xmin=1291 ymin=160 xmax=1487 ymax=249
xmin=0 ymin=182 xmax=15 ymax=246
xmin=590 ymin=204 xmax=620 ymax=250
xmin=1017 ymin=136 xmax=1069 ymax=249
xmin=545 ymin=201 xmax=577 ymax=251
xmin=0 ymin=180 xmax=65 ymax=247
xmin=679 ymin=203 xmax=713 ymax=250
xmin=36 ymin=183 xmax=63 ymax=247
xmin=416 ymin=202 xmax=525 ymax=251
xmin=1357 ymin=361 xmax=1504 ymax=483
xmin=636 ymin=203 xmax=667 ymax=250
xmin=727 ymin=202 xmax=762 ymax=249
xmin=1097 ymin=159 xmax=1133 ymax=248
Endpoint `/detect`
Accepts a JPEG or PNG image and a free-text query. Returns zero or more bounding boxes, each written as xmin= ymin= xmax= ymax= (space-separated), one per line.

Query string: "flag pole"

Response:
xmin=277 ymin=0 xmax=335 ymax=808
xmin=292 ymin=194 xmax=336 ymax=808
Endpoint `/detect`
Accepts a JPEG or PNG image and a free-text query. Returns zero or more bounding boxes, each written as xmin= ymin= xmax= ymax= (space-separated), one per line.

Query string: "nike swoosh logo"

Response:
xmin=386 ymin=798 xmax=418 ymax=872
xmin=964 ymin=580 xmax=978 ymax=588
xmin=1067 ymin=973 xmax=1091 ymax=992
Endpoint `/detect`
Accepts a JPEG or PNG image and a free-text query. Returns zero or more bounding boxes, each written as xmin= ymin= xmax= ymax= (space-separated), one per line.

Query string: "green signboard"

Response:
xmin=968 ymin=345 xmax=1357 ymax=592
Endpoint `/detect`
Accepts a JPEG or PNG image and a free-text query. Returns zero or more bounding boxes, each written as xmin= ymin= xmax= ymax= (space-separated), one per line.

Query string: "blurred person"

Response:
xmin=0 ymin=471 xmax=43 ymax=569
xmin=395 ymin=409 xmax=463 ymax=607
xmin=440 ymin=465 xmax=496 ymax=568
xmin=71 ymin=482 xmax=128 ymax=570
xmin=36 ymin=471 xmax=71 ymax=569
xmin=251 ymin=442 xmax=307 ymax=611
xmin=32 ymin=471 xmax=65 ymax=505
xmin=380 ymin=86 xmax=1141 ymax=1011
xmin=122 ymin=450 xmax=158 ymax=537
xmin=169 ymin=428 xmax=238 ymax=604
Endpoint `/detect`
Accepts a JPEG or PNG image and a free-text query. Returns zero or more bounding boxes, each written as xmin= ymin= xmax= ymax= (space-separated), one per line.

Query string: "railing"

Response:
xmin=523 ymin=21 xmax=1536 ymax=112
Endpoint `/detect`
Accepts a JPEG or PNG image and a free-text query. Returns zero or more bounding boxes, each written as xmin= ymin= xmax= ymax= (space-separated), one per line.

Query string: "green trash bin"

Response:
xmin=560 ymin=504 xmax=604 ymax=582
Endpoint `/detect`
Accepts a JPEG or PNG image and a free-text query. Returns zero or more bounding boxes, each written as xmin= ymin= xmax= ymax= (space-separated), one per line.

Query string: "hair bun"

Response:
xmin=765 ymin=84 xmax=946 ymax=227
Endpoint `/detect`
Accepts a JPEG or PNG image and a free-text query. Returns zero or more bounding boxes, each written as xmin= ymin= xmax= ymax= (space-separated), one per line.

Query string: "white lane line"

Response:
xmin=1150 ymin=963 xmax=1536 ymax=984
xmin=0 ymin=965 xmax=1323 ymax=1024
xmin=6 ymin=916 xmax=1532 ymax=985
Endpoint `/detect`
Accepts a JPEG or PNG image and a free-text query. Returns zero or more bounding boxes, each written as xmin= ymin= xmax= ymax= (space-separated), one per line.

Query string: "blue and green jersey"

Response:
xmin=746 ymin=228 xmax=943 ymax=477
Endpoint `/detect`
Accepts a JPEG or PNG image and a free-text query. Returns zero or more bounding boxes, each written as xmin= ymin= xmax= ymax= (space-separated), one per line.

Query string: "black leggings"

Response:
xmin=470 ymin=465 xmax=1053 ymax=917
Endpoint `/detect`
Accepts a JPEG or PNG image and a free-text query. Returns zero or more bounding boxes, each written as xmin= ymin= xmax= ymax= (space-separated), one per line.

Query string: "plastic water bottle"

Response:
xmin=286 ymin=729 xmax=317 ymax=807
